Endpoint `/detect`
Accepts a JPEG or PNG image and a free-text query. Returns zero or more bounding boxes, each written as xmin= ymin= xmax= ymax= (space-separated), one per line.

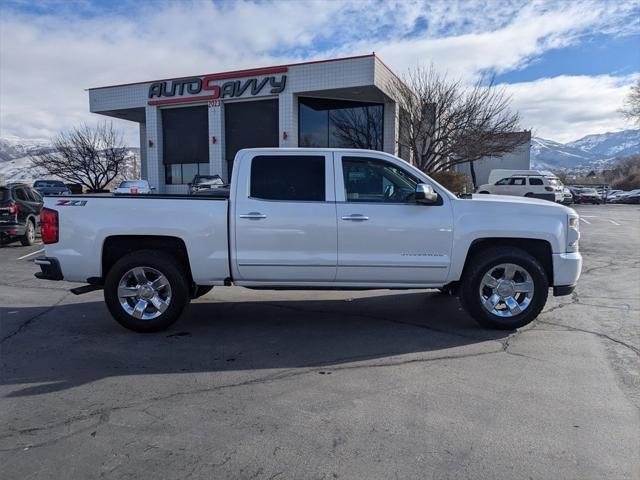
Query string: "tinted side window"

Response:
xmin=529 ymin=178 xmax=543 ymax=185
xmin=495 ymin=178 xmax=510 ymax=185
xmin=27 ymin=188 xmax=42 ymax=201
xmin=14 ymin=188 xmax=27 ymax=201
xmin=342 ymin=157 xmax=418 ymax=203
xmin=509 ymin=177 xmax=525 ymax=186
xmin=250 ymin=155 xmax=325 ymax=201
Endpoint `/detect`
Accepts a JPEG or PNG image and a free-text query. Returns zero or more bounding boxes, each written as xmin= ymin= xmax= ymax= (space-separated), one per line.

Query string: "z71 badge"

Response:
xmin=56 ymin=200 xmax=87 ymax=206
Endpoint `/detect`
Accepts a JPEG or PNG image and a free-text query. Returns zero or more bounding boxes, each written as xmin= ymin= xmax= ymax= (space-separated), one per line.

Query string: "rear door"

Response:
xmin=232 ymin=152 xmax=337 ymax=282
xmin=507 ymin=177 xmax=526 ymax=196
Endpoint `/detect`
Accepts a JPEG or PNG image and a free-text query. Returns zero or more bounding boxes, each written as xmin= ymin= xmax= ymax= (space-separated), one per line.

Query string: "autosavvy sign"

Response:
xmin=148 ymin=69 xmax=287 ymax=105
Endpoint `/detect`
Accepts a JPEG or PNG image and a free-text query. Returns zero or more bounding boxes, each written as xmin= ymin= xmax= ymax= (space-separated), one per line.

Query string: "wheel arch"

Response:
xmin=461 ymin=237 xmax=553 ymax=284
xmin=101 ymin=235 xmax=194 ymax=285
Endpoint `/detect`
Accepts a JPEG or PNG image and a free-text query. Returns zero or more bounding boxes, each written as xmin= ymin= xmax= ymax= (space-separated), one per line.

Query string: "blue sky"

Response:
xmin=1 ymin=0 xmax=639 ymax=144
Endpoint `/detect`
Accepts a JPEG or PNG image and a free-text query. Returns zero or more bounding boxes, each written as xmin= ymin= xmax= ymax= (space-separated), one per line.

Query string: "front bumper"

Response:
xmin=34 ymin=256 xmax=64 ymax=281
xmin=552 ymin=252 xmax=582 ymax=294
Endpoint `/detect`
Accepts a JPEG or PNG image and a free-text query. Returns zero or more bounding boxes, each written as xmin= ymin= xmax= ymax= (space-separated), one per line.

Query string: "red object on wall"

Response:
xmin=282 ymin=131 xmax=288 ymax=140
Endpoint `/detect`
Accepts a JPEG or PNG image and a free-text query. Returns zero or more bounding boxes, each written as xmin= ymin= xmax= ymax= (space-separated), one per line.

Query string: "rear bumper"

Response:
xmin=34 ymin=256 xmax=64 ymax=281
xmin=0 ymin=223 xmax=26 ymax=235
xmin=552 ymin=252 xmax=582 ymax=293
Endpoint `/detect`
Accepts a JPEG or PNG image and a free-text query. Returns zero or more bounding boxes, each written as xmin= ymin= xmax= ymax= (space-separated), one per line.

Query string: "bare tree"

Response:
xmin=391 ymin=65 xmax=527 ymax=187
xmin=621 ymin=79 xmax=640 ymax=126
xmin=31 ymin=122 xmax=128 ymax=191
xmin=329 ymin=106 xmax=384 ymax=150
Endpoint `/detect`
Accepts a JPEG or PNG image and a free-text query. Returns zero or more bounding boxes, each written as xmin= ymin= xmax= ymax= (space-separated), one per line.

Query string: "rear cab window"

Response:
xmin=250 ymin=155 xmax=326 ymax=201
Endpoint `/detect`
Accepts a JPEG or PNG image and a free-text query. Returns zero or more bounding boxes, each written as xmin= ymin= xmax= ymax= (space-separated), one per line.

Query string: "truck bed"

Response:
xmin=43 ymin=194 xmax=231 ymax=284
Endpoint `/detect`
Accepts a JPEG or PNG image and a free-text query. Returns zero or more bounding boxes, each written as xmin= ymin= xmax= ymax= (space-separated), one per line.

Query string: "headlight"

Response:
xmin=567 ymin=215 xmax=580 ymax=252
xmin=568 ymin=217 xmax=579 ymax=230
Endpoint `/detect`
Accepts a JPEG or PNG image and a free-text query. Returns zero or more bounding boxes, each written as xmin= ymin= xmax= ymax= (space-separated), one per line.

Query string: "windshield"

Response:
xmin=34 ymin=180 xmax=65 ymax=187
xmin=582 ymin=188 xmax=597 ymax=194
xmin=118 ymin=181 xmax=145 ymax=188
xmin=194 ymin=175 xmax=223 ymax=185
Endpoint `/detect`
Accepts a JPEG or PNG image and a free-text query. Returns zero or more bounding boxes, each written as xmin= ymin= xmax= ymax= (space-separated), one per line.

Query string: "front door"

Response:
xmin=334 ymin=153 xmax=453 ymax=285
xmin=233 ymin=152 xmax=337 ymax=282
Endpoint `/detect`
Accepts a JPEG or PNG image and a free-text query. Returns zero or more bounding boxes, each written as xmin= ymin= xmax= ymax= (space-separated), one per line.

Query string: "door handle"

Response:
xmin=239 ymin=212 xmax=267 ymax=220
xmin=341 ymin=214 xmax=369 ymax=221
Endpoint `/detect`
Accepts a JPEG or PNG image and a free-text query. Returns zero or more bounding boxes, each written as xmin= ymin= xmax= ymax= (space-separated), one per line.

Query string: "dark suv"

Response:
xmin=0 ymin=183 xmax=44 ymax=246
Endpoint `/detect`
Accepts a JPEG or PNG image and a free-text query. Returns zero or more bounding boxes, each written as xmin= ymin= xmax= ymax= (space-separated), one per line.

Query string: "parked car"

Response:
xmin=476 ymin=170 xmax=564 ymax=202
xmin=572 ymin=187 xmax=602 ymax=204
xmin=114 ymin=180 xmax=154 ymax=195
xmin=561 ymin=187 xmax=573 ymax=205
xmin=65 ymin=183 xmax=84 ymax=194
xmin=0 ymin=183 xmax=43 ymax=246
xmin=189 ymin=174 xmax=225 ymax=194
xmin=33 ymin=179 xmax=71 ymax=196
xmin=35 ymin=148 xmax=582 ymax=333
xmin=615 ymin=189 xmax=640 ymax=204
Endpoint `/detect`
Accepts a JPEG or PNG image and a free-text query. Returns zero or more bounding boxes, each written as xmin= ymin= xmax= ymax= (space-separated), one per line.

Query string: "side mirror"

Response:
xmin=415 ymin=183 xmax=438 ymax=204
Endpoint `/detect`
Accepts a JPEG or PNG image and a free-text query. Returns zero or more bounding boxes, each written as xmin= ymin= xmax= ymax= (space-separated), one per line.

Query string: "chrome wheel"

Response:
xmin=117 ymin=266 xmax=171 ymax=320
xmin=479 ymin=263 xmax=534 ymax=318
xmin=27 ymin=222 xmax=35 ymax=243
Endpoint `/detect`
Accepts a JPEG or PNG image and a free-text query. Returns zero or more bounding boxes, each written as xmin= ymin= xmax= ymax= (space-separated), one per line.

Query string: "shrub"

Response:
xmin=429 ymin=171 xmax=473 ymax=194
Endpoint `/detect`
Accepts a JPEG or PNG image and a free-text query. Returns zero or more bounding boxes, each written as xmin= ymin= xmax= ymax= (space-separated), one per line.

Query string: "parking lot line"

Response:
xmin=609 ymin=219 xmax=621 ymax=226
xmin=17 ymin=248 xmax=44 ymax=260
xmin=580 ymin=218 xmax=591 ymax=224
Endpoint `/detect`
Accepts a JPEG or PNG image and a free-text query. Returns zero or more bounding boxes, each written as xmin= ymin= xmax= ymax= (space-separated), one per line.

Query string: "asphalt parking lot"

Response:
xmin=1 ymin=204 xmax=638 ymax=479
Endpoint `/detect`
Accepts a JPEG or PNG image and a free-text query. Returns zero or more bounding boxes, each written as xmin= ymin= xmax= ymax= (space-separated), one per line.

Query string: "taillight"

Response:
xmin=40 ymin=207 xmax=59 ymax=244
xmin=8 ymin=204 xmax=19 ymax=215
xmin=545 ymin=186 xmax=554 ymax=192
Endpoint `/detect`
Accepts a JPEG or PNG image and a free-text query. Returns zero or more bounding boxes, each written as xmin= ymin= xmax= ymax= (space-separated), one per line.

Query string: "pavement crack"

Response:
xmin=537 ymin=319 xmax=640 ymax=357
xmin=0 ymin=292 xmax=71 ymax=344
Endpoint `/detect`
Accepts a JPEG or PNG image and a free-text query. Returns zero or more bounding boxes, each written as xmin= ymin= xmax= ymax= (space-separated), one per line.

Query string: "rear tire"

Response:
xmin=104 ymin=250 xmax=189 ymax=332
xmin=20 ymin=219 xmax=36 ymax=246
xmin=460 ymin=247 xmax=548 ymax=330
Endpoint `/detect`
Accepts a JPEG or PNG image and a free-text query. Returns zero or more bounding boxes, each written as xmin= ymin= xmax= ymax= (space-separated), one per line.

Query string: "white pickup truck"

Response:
xmin=35 ymin=148 xmax=582 ymax=332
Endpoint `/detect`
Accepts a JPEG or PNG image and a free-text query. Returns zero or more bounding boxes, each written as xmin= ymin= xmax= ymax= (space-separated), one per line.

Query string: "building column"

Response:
xmin=145 ymin=105 xmax=164 ymax=192
xmin=138 ymin=123 xmax=147 ymax=180
xmin=209 ymin=104 xmax=227 ymax=181
xmin=383 ymin=101 xmax=398 ymax=155
xmin=279 ymin=93 xmax=297 ymax=147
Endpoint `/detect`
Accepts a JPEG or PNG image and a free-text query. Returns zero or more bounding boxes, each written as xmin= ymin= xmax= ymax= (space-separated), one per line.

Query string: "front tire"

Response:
xmin=460 ymin=247 xmax=548 ymax=330
xmin=104 ymin=250 xmax=189 ymax=332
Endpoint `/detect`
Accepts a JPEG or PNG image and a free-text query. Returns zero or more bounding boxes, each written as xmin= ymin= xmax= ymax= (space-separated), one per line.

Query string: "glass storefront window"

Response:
xmin=182 ymin=163 xmax=198 ymax=184
xmin=299 ymin=97 xmax=383 ymax=151
xmin=299 ymin=102 xmax=328 ymax=147
xmin=164 ymin=163 xmax=211 ymax=184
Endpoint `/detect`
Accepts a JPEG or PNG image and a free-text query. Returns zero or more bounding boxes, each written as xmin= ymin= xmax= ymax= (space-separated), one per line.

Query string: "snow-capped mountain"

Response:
xmin=566 ymin=130 xmax=640 ymax=158
xmin=531 ymin=129 xmax=640 ymax=170
xmin=0 ymin=136 xmax=139 ymax=184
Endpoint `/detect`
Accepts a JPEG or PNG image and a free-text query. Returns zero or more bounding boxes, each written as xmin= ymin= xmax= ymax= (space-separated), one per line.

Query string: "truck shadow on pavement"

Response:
xmin=1 ymin=291 xmax=511 ymax=397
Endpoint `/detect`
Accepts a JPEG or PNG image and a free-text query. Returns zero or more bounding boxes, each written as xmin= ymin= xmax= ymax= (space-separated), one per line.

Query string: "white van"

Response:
xmin=477 ymin=170 xmax=564 ymax=202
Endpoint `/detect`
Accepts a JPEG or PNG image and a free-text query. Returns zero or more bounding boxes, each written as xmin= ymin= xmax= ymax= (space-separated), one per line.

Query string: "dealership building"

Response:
xmin=89 ymin=53 xmax=530 ymax=192
xmin=89 ymin=54 xmax=406 ymax=193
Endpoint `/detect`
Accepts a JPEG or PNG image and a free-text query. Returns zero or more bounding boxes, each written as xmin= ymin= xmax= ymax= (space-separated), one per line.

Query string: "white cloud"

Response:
xmin=503 ymin=74 xmax=638 ymax=142
xmin=0 ymin=0 xmax=638 ymax=145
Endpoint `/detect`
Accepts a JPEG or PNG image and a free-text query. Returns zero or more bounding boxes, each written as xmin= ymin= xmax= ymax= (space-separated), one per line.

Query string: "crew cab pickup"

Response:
xmin=35 ymin=148 xmax=582 ymax=332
